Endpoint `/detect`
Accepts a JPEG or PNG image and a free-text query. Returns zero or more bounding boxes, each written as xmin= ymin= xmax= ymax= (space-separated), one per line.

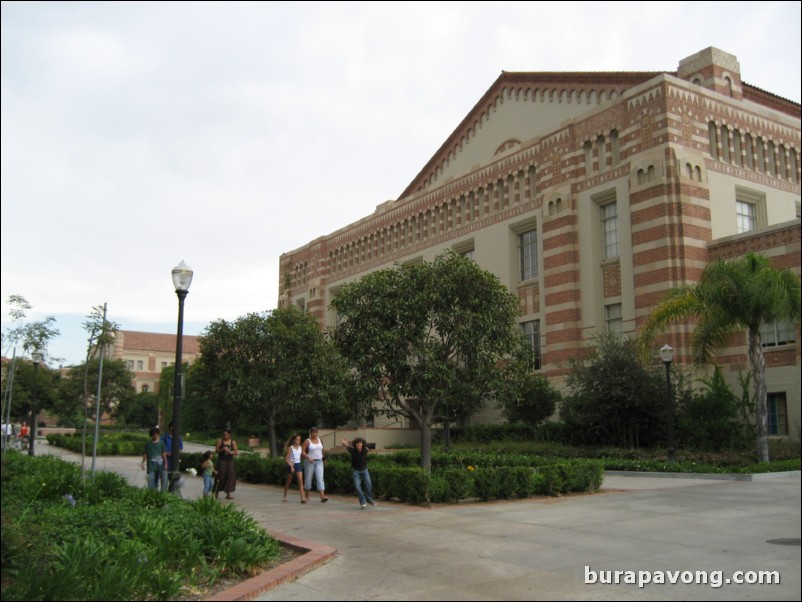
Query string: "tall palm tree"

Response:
xmin=638 ymin=253 xmax=800 ymax=462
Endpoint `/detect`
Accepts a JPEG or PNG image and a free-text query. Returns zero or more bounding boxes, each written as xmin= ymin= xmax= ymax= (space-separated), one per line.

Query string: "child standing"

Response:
xmin=201 ymin=450 xmax=216 ymax=497
xmin=283 ymin=434 xmax=306 ymax=503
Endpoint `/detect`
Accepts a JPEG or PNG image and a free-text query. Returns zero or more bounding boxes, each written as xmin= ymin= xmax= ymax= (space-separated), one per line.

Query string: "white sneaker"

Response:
xmin=360 ymin=503 xmax=366 ymax=509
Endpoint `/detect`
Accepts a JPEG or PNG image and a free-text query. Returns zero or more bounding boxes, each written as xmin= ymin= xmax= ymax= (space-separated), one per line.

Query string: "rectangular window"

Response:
xmin=605 ymin=303 xmax=622 ymax=335
xmin=760 ymin=321 xmax=796 ymax=347
xmin=601 ymin=202 xmax=618 ymax=259
xmin=453 ymin=239 xmax=475 ymax=261
xmin=520 ymin=320 xmax=542 ymax=370
xmin=136 ymin=360 xmax=144 ymax=370
xmin=767 ymin=393 xmax=788 ymax=435
xmin=518 ymin=229 xmax=538 ymax=281
xmin=126 ymin=360 xmax=134 ymax=370
xmin=736 ymin=200 xmax=756 ymax=233
xmin=735 ymin=187 xmax=766 ymax=234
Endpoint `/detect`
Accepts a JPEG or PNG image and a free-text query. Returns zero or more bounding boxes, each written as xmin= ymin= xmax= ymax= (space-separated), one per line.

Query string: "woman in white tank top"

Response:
xmin=302 ymin=427 xmax=328 ymax=502
xmin=283 ymin=434 xmax=306 ymax=502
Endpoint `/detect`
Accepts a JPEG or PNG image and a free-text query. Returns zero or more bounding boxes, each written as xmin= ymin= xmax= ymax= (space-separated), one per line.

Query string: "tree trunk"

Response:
xmin=268 ymin=411 xmax=278 ymax=458
xmin=420 ymin=422 xmax=432 ymax=473
xmin=748 ymin=328 xmax=770 ymax=463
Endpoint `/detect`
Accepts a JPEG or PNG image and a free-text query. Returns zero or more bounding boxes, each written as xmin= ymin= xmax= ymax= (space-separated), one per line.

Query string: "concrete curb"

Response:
xmin=605 ymin=469 xmax=801 ymax=481
xmin=205 ymin=532 xmax=337 ymax=601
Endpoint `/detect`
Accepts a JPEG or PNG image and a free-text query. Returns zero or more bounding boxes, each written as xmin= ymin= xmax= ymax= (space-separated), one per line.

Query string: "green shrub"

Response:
xmin=1 ymin=451 xmax=279 ymax=601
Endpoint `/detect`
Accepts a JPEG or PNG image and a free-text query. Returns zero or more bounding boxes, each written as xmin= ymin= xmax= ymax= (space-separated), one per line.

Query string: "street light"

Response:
xmin=660 ymin=344 xmax=675 ymax=463
xmin=170 ymin=260 xmax=193 ymax=492
xmin=29 ymin=351 xmax=43 ymax=456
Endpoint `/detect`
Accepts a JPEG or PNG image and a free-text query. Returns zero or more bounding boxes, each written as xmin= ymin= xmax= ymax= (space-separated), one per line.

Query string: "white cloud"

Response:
xmin=2 ymin=0 xmax=800 ymax=366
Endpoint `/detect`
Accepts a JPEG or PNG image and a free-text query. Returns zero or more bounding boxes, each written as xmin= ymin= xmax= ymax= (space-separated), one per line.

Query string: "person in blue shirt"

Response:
xmin=162 ymin=422 xmax=183 ymax=491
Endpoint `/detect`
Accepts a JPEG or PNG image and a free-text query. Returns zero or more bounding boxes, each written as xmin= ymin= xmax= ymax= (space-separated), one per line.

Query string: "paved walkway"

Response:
xmin=37 ymin=440 xmax=800 ymax=601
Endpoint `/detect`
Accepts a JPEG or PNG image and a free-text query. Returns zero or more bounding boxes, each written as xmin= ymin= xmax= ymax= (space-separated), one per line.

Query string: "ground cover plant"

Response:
xmin=0 ymin=451 xmax=280 ymax=601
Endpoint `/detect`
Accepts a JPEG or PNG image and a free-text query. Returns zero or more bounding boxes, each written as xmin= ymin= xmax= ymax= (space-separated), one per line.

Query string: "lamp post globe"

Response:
xmin=660 ymin=344 xmax=675 ymax=463
xmin=170 ymin=261 xmax=193 ymax=492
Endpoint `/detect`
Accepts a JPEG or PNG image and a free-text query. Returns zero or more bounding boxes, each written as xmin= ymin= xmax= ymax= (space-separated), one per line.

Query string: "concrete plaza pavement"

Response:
xmin=38 ymin=440 xmax=800 ymax=601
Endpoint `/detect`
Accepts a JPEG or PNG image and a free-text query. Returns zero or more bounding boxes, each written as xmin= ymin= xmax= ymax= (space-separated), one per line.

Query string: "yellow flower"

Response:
xmin=467 ymin=466 xmax=474 ymax=471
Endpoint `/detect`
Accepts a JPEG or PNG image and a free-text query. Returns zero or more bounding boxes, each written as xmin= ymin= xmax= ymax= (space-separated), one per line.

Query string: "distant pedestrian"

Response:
xmin=18 ymin=422 xmax=29 ymax=450
xmin=283 ymin=434 xmax=306 ymax=503
xmin=302 ymin=427 xmax=328 ymax=502
xmin=214 ymin=429 xmax=238 ymax=499
xmin=142 ymin=427 xmax=167 ymax=491
xmin=1 ymin=422 xmax=11 ymax=449
xmin=342 ymin=437 xmax=377 ymax=509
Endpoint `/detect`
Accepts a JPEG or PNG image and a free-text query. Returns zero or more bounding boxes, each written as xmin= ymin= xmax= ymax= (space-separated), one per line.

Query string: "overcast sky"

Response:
xmin=2 ymin=1 xmax=800 ymax=367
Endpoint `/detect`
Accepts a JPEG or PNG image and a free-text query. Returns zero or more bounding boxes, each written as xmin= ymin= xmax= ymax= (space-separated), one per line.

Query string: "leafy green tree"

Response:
xmin=637 ymin=253 xmax=801 ymax=462
xmin=676 ymin=367 xmax=752 ymax=451
xmin=2 ymin=295 xmax=59 ymax=453
xmin=562 ymin=332 xmax=667 ymax=448
xmin=157 ymin=363 xmax=181 ymax=430
xmin=195 ymin=307 xmax=351 ymax=457
xmin=113 ymin=390 xmax=159 ymax=428
xmin=1 ymin=295 xmax=32 ymax=357
xmin=331 ymin=251 xmax=523 ymax=472
xmin=4 ymin=359 xmax=60 ymax=423
xmin=498 ymin=370 xmax=560 ymax=427
xmin=58 ymin=359 xmax=136 ymax=425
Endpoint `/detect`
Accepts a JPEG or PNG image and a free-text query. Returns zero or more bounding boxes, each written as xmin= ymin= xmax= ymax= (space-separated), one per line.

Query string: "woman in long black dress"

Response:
xmin=214 ymin=429 xmax=238 ymax=499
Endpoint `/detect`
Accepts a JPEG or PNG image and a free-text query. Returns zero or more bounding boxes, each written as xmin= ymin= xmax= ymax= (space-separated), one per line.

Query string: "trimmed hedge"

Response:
xmin=175 ymin=450 xmax=604 ymax=505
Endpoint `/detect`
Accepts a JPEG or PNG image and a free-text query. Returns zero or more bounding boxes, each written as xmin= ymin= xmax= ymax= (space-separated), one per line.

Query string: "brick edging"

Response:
xmin=204 ymin=532 xmax=337 ymax=601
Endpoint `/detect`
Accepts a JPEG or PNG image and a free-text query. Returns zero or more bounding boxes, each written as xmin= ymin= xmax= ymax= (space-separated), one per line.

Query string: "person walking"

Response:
xmin=342 ymin=437 xmax=377 ymax=509
xmin=142 ymin=427 xmax=167 ymax=491
xmin=283 ymin=434 xmax=306 ymax=503
xmin=214 ymin=429 xmax=238 ymax=499
xmin=302 ymin=427 xmax=328 ymax=502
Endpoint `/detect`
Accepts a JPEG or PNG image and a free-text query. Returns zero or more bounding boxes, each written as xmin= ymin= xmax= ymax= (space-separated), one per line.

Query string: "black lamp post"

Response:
xmin=170 ymin=260 xmax=193 ymax=492
xmin=28 ymin=351 xmax=43 ymax=456
xmin=660 ymin=344 xmax=675 ymax=463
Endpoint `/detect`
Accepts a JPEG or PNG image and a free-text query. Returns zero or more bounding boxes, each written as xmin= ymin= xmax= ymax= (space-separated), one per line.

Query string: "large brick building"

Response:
xmin=279 ymin=48 xmax=801 ymax=437
xmin=109 ymin=330 xmax=200 ymax=394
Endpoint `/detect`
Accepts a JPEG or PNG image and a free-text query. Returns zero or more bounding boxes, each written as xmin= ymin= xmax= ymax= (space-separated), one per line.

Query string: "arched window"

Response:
xmin=610 ymin=130 xmax=620 ymax=166
xmin=596 ymin=135 xmax=606 ymax=170
xmin=584 ymin=140 xmax=593 ymax=175
xmin=744 ymin=134 xmax=754 ymax=170
xmin=720 ymin=125 xmax=730 ymax=163
xmin=732 ymin=130 xmax=742 ymax=167
xmin=708 ymin=123 xmax=718 ymax=160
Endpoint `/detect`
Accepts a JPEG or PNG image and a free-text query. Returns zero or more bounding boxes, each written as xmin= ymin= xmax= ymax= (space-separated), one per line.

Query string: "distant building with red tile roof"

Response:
xmin=109 ymin=330 xmax=200 ymax=394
